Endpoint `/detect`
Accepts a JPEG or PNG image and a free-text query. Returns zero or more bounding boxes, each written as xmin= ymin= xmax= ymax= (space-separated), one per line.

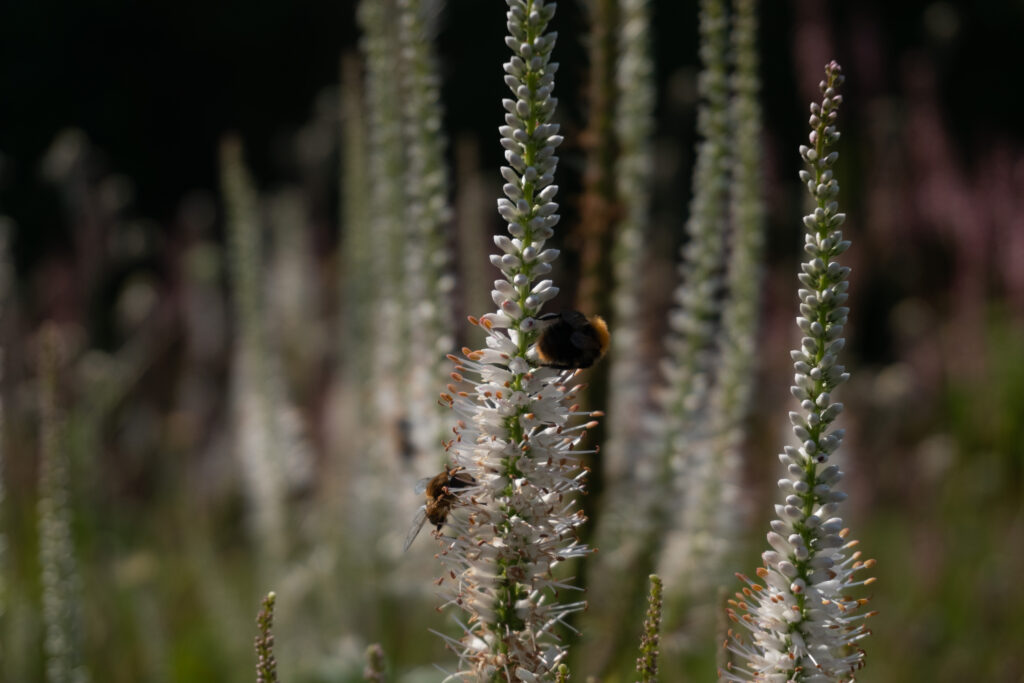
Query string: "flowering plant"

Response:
xmin=723 ymin=61 xmax=876 ymax=682
xmin=428 ymin=1 xmax=603 ymax=680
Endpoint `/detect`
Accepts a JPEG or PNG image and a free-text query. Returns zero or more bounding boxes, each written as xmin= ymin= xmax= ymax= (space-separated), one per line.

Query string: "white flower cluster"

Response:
xmin=429 ymin=1 xmax=601 ymax=679
xmin=723 ymin=62 xmax=876 ymax=682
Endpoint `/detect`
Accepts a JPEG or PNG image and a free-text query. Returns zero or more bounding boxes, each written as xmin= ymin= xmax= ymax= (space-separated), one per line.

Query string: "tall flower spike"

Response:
xmin=37 ymin=327 xmax=89 ymax=683
xmin=358 ymin=0 xmax=409 ymax=427
xmin=722 ymin=61 xmax=876 ymax=682
xmin=431 ymin=1 xmax=600 ymax=679
xmin=573 ymin=0 xmax=657 ymax=670
xmin=677 ymin=0 xmax=766 ymax=604
xmin=605 ymin=0 xmax=656 ymax=502
xmin=397 ymin=0 xmax=457 ymax=469
xmin=355 ymin=0 xmax=420 ymax=555
xmin=654 ymin=0 xmax=731 ymax=593
xmin=222 ymin=137 xmax=288 ymax=568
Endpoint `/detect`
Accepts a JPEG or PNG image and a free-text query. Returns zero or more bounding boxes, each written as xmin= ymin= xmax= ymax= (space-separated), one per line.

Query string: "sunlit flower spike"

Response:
xmin=721 ymin=61 xmax=877 ymax=683
xmin=423 ymin=1 xmax=605 ymax=679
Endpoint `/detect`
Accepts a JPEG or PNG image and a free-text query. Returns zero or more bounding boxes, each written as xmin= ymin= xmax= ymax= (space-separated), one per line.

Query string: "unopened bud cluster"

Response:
xmin=254 ymin=592 xmax=278 ymax=683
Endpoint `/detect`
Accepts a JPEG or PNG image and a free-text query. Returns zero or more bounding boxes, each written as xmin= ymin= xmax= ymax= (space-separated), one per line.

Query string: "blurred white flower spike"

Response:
xmin=722 ymin=62 xmax=877 ymax=682
xmin=426 ymin=0 xmax=605 ymax=678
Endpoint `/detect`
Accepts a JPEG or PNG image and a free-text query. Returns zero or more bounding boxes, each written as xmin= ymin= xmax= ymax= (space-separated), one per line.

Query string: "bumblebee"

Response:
xmin=533 ymin=311 xmax=610 ymax=369
xmin=403 ymin=465 xmax=476 ymax=551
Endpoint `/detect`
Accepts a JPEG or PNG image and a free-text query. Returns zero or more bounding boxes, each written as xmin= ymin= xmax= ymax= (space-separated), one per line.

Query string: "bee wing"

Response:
xmin=413 ymin=477 xmax=431 ymax=495
xmin=403 ymin=505 xmax=428 ymax=552
xmin=450 ymin=471 xmax=476 ymax=488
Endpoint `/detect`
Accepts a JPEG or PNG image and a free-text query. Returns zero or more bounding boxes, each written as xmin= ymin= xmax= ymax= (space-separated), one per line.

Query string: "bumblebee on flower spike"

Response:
xmin=425 ymin=1 xmax=606 ymax=675
xmin=531 ymin=310 xmax=610 ymax=369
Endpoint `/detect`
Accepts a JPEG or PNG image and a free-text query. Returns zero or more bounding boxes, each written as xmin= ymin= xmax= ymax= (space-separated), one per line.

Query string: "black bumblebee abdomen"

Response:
xmin=535 ymin=311 xmax=605 ymax=369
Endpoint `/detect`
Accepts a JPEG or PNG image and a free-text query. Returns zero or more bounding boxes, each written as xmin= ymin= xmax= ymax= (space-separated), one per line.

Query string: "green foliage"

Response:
xmin=858 ymin=311 xmax=1024 ymax=682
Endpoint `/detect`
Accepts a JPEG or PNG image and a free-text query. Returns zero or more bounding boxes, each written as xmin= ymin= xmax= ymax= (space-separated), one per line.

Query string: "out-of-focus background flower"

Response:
xmin=0 ymin=1 xmax=1022 ymax=681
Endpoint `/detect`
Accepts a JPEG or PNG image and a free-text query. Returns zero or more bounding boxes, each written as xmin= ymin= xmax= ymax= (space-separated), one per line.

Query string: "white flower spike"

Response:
xmin=428 ymin=1 xmax=602 ymax=679
xmin=722 ymin=61 xmax=876 ymax=682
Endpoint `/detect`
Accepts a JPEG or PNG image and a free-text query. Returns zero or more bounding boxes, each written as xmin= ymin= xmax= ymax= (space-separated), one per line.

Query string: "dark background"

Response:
xmin=2 ymin=0 xmax=1020 ymax=284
